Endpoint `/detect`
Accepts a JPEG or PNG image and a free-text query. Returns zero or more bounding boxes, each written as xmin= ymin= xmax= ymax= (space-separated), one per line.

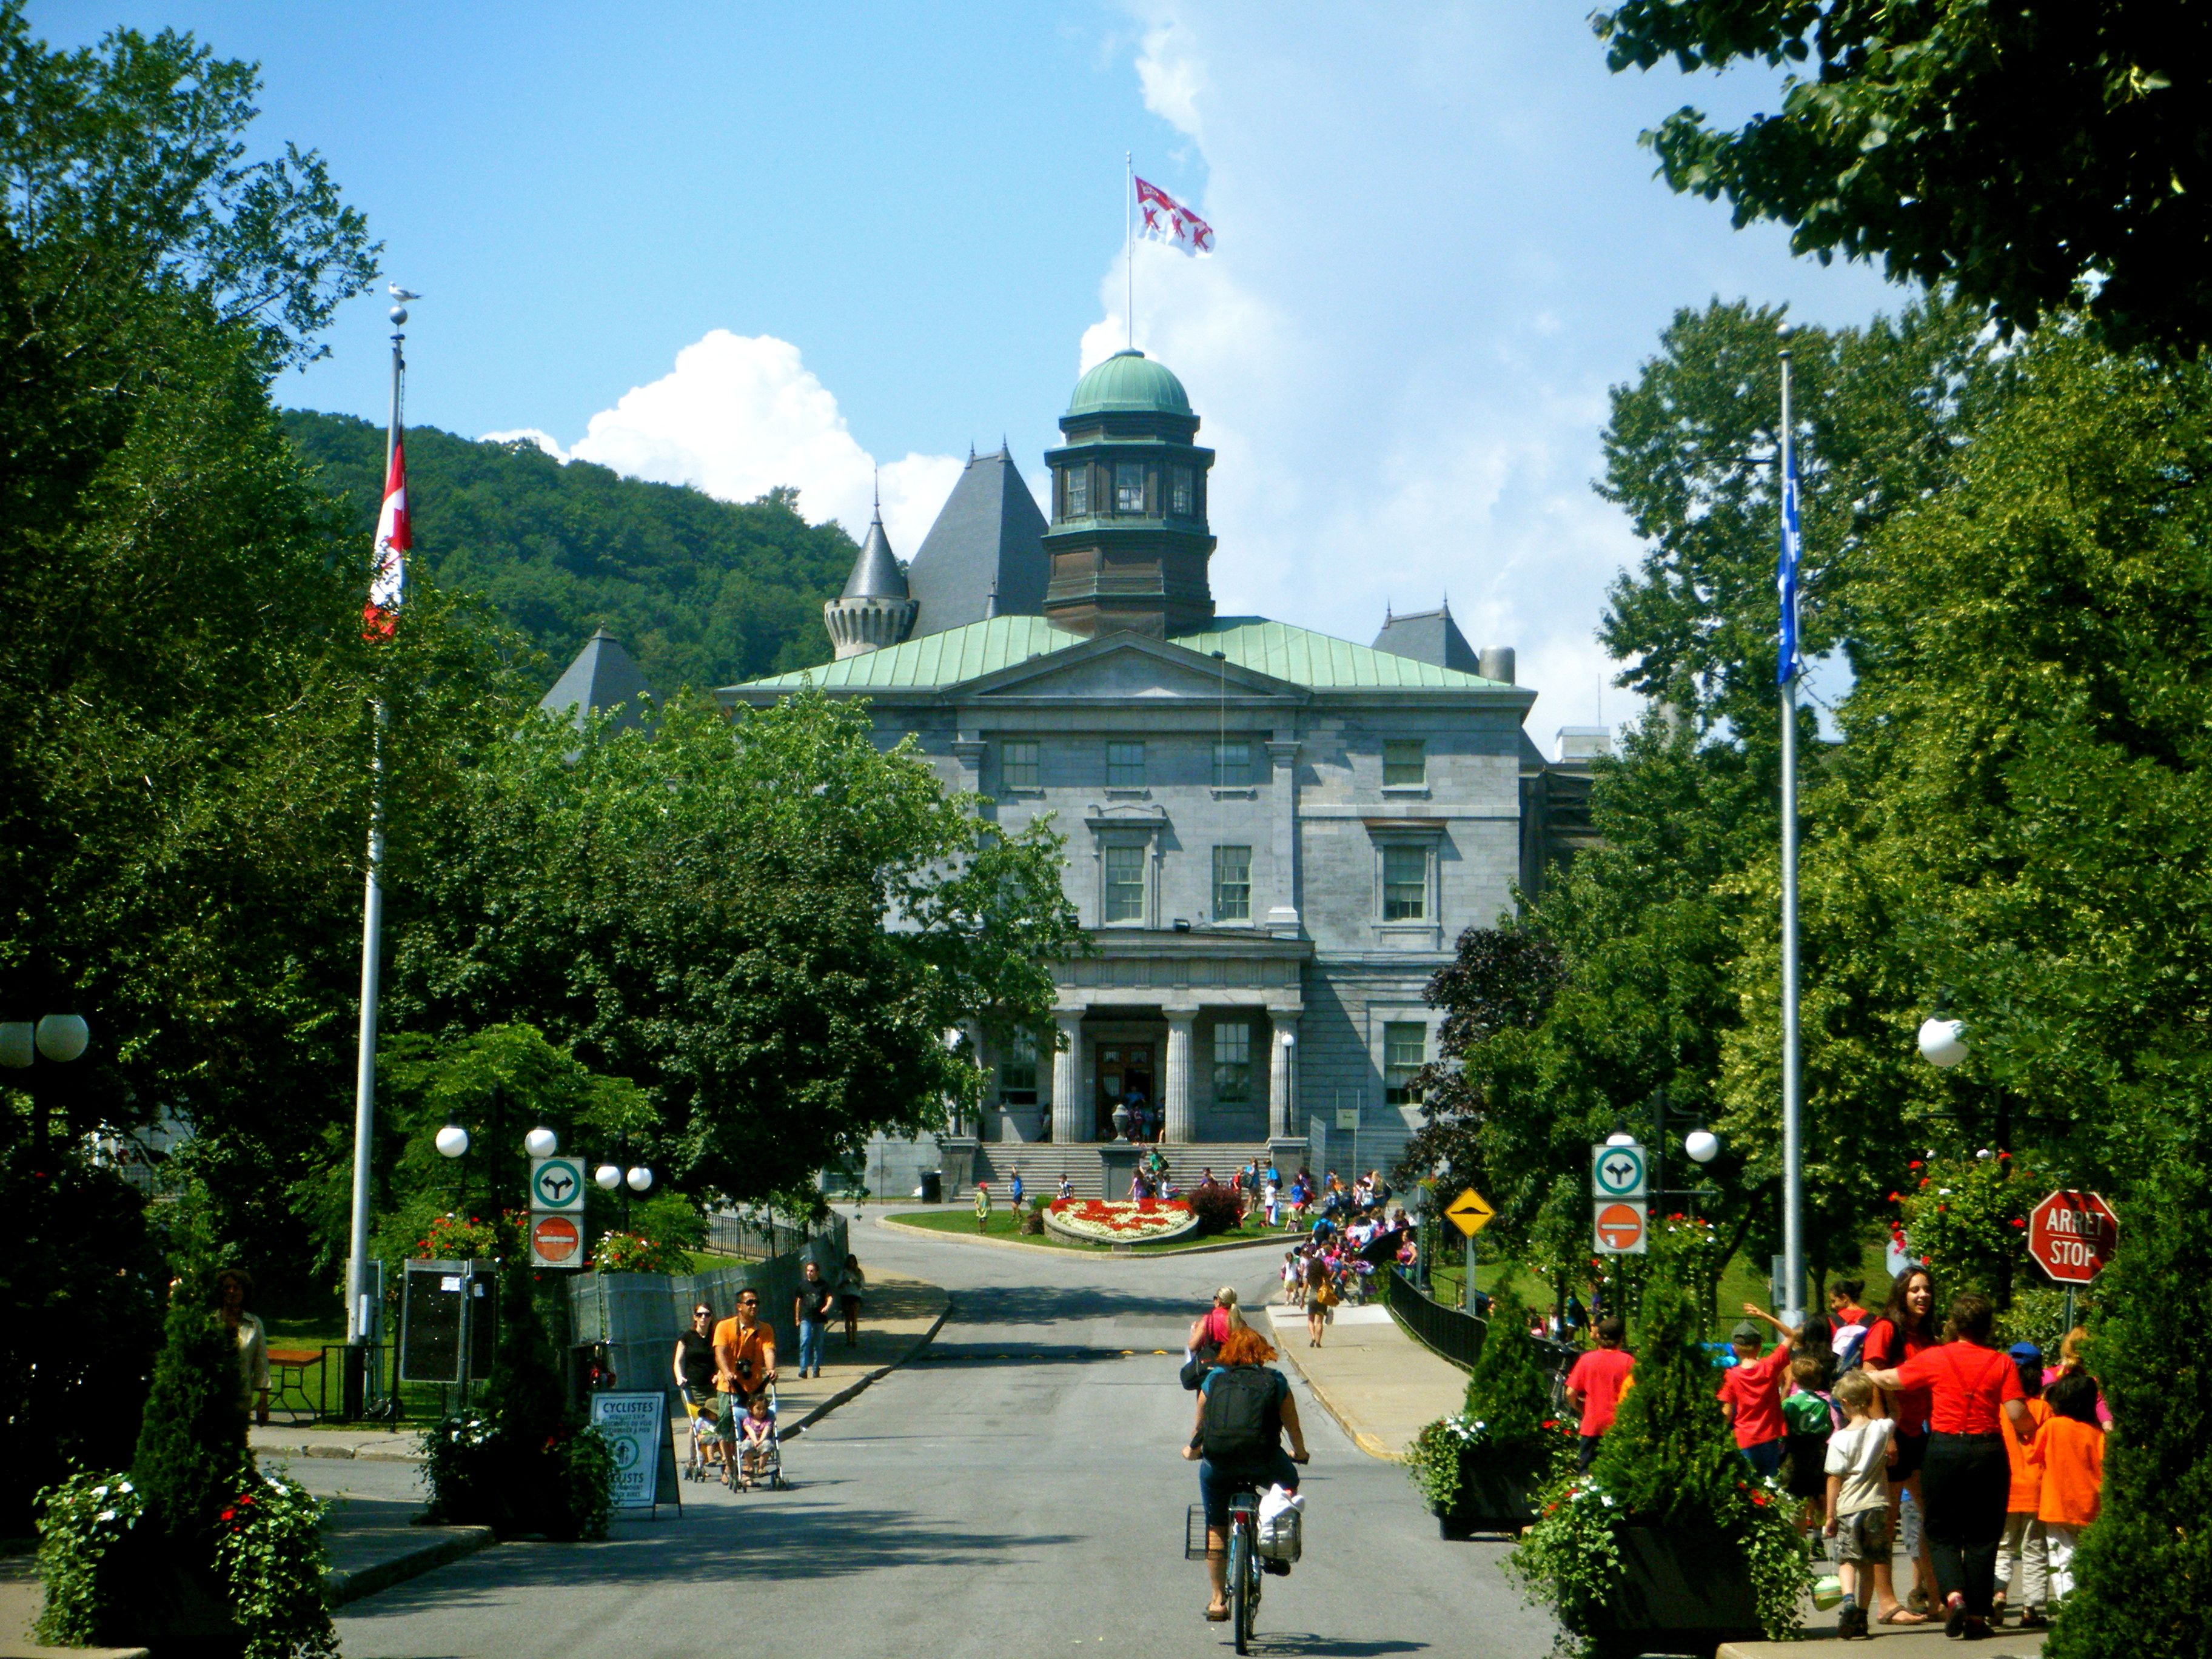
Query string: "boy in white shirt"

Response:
xmin=1825 ymin=1369 xmax=1923 ymax=1637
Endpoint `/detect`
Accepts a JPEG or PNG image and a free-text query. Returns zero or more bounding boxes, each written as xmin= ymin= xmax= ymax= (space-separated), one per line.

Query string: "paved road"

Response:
xmin=330 ymin=1213 xmax=1557 ymax=1658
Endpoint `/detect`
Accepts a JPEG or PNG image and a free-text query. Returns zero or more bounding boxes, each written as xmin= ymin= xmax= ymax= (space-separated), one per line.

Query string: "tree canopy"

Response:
xmin=1594 ymin=1 xmax=2212 ymax=354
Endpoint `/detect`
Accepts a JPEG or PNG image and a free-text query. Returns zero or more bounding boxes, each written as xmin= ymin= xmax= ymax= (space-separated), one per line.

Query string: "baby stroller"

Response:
xmin=681 ymin=1390 xmax=720 ymax=1482
xmin=727 ymin=1385 xmax=787 ymax=1492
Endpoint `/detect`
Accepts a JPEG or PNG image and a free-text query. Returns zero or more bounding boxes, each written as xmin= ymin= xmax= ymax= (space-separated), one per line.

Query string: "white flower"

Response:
xmin=95 ymin=1510 xmax=116 ymax=1524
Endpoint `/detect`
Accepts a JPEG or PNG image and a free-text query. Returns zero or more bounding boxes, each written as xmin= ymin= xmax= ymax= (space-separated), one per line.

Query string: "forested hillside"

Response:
xmin=283 ymin=410 xmax=854 ymax=690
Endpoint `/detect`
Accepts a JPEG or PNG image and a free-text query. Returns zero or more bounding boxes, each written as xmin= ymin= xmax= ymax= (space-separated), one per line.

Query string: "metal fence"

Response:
xmin=703 ymin=1208 xmax=834 ymax=1260
xmin=1384 ymin=1266 xmax=1488 ymax=1369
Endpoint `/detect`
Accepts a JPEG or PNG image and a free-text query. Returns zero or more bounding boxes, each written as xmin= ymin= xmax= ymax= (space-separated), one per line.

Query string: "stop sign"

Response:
xmin=2028 ymin=1190 xmax=2118 ymax=1285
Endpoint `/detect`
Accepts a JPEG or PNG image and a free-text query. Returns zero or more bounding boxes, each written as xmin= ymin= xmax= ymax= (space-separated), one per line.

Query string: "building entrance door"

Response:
xmin=1096 ymin=1043 xmax=1155 ymax=1139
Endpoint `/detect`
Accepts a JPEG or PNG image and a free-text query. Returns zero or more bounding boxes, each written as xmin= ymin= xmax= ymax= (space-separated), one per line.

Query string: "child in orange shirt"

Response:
xmin=2028 ymin=1371 xmax=2106 ymax=1602
xmin=1994 ymin=1344 xmax=2054 ymax=1627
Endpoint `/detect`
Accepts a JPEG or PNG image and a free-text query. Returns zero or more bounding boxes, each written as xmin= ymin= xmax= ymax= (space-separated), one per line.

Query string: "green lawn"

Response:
xmin=886 ymin=1207 xmax=1297 ymax=1255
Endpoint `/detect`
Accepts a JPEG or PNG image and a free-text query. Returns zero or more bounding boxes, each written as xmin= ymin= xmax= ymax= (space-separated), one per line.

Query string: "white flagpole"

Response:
xmin=1125 ymin=151 xmax=1134 ymax=350
xmin=344 ymin=310 xmax=403 ymax=1372
xmin=1778 ymin=340 xmax=1805 ymax=1327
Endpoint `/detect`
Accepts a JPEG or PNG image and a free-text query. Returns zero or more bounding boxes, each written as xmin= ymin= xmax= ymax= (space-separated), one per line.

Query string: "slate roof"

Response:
xmin=904 ymin=447 xmax=1050 ymax=637
xmin=729 ymin=614 xmax=1512 ymax=694
xmin=541 ymin=628 xmax=657 ymax=731
xmin=840 ymin=509 xmax=908 ymax=600
xmin=1372 ymin=603 xmax=1480 ymax=674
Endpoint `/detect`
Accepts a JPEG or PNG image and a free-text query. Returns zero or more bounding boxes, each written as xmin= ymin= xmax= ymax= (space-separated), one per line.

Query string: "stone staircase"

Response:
xmin=972 ymin=1142 xmax=1282 ymax=1201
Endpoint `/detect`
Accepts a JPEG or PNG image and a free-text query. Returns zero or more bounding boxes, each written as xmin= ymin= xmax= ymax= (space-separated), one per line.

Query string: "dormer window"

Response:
xmin=1064 ymin=464 xmax=1091 ymax=518
xmin=1114 ymin=461 xmax=1147 ymax=515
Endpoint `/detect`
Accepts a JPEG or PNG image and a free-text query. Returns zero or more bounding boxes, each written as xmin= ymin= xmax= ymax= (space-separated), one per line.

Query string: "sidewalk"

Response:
xmin=1721 ymin=1617 xmax=2046 ymax=1656
xmin=1265 ymin=1301 xmax=1466 ymax=1461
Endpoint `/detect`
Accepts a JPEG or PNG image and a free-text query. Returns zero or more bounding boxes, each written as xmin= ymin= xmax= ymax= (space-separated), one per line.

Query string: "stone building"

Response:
xmin=725 ymin=350 xmax=1594 ymax=1192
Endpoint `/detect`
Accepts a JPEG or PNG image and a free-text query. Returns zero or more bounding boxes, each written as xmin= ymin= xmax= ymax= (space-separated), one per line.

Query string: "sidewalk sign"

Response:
xmin=589 ymin=1391 xmax=678 ymax=1518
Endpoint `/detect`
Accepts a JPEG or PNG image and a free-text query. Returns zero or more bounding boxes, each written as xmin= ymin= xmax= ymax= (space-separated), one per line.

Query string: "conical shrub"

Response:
xmin=1586 ymin=1268 xmax=1743 ymax=1524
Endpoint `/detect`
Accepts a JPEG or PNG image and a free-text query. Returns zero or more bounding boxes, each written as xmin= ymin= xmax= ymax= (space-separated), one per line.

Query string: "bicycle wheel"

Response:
xmin=1228 ymin=1522 xmax=1252 ymax=1654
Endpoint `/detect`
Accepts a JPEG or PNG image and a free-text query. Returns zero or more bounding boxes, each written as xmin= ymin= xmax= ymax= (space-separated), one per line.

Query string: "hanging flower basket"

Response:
xmin=1044 ymin=1198 xmax=1199 ymax=1244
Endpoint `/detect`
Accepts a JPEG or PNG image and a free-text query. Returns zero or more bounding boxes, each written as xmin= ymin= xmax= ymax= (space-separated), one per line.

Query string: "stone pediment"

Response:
xmin=964 ymin=634 xmax=1302 ymax=702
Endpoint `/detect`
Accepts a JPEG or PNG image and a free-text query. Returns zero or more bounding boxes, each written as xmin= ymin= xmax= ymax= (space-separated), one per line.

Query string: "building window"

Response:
xmin=1213 ymin=1021 xmax=1252 ymax=1104
xmin=1383 ymin=739 xmax=1427 ymax=786
xmin=1104 ymin=844 xmax=1146 ymax=922
xmin=1114 ymin=461 xmax=1147 ymax=515
xmin=1171 ymin=465 xmax=1195 ymax=516
xmin=1382 ymin=845 xmax=1427 ymax=920
xmin=1212 ymin=738 xmax=1251 ymax=787
xmin=1384 ymin=1022 xmax=1426 ymax=1104
xmin=1000 ymin=1030 xmax=1039 ymax=1104
xmin=1001 ymin=739 xmax=1039 ymax=790
xmin=1107 ymin=740 xmax=1145 ymax=788
xmin=1064 ymin=464 xmax=1090 ymax=517
xmin=1213 ymin=845 xmax=1252 ymax=920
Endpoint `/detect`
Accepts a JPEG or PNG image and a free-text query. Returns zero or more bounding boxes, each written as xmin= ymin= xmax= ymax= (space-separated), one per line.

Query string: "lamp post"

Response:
xmin=1 ymin=1014 xmax=91 ymax=1154
xmin=1915 ymin=1012 xmax=2014 ymax=1305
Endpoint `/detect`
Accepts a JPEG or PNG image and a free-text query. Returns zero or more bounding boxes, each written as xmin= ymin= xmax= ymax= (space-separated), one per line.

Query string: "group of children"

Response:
xmin=1560 ymin=1276 xmax=2108 ymax=1640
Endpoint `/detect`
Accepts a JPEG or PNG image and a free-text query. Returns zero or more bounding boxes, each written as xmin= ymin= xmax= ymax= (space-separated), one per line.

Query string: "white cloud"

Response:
xmin=481 ymin=427 xmax=569 ymax=461
xmin=481 ymin=330 xmax=966 ymax=560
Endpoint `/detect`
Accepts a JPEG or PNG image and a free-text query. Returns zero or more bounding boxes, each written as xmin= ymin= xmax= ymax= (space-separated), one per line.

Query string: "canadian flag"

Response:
xmin=1134 ymin=176 xmax=1215 ymax=255
xmin=363 ymin=438 xmax=410 ymax=640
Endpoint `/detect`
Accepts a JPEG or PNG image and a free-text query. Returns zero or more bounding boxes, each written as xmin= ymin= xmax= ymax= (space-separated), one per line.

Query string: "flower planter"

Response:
xmin=119 ymin=1561 xmax=245 ymax=1659
xmin=1582 ymin=1525 xmax=1762 ymax=1659
xmin=1436 ymin=1451 xmax=1537 ymax=1540
xmin=1043 ymin=1198 xmax=1198 ymax=1244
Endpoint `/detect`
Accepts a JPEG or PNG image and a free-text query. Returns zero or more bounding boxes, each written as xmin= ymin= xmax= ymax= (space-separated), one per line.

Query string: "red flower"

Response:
xmin=1909 ymin=1160 xmax=1923 ymax=1170
xmin=1886 ymin=1191 xmax=1901 ymax=1202
xmin=1752 ymin=1491 xmax=1770 ymax=1507
xmin=219 ymin=1507 xmax=235 ymax=1522
xmin=2010 ymin=1218 xmax=2026 ymax=1228
xmin=1919 ymin=1178 xmax=1931 ymax=1188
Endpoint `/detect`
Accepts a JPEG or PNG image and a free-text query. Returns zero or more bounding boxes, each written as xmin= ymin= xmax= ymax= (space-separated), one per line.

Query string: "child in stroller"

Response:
xmin=734 ymin=1389 xmax=785 ymax=1491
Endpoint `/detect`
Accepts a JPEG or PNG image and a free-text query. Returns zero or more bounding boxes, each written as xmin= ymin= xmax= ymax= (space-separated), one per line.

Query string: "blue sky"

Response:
xmin=35 ymin=1 xmax=1897 ymax=732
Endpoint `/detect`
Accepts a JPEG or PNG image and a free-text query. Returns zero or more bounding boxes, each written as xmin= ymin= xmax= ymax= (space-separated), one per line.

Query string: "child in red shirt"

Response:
xmin=1718 ymin=1306 xmax=1794 ymax=1478
xmin=2029 ymin=1372 xmax=2105 ymax=1603
xmin=1564 ymin=1317 xmax=1634 ymax=1471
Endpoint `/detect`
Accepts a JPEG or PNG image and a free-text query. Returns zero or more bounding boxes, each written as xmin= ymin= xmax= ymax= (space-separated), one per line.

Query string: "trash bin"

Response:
xmin=919 ymin=1170 xmax=943 ymax=1204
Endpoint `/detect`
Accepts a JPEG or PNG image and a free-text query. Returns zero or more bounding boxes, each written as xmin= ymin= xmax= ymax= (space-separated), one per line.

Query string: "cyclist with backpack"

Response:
xmin=1182 ymin=1327 xmax=1311 ymax=1623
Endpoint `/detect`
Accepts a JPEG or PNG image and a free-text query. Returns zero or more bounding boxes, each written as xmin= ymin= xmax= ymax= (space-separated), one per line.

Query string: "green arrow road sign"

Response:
xmin=531 ymin=1156 xmax=586 ymax=1212
xmin=1591 ymin=1142 xmax=1649 ymax=1199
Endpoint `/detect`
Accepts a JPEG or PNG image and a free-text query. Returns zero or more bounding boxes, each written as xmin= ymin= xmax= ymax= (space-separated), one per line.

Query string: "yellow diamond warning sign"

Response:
xmin=1443 ymin=1187 xmax=1496 ymax=1238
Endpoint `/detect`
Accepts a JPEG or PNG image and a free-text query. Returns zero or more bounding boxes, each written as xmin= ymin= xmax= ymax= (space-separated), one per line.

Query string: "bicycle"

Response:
xmin=1185 ymin=1454 xmax=1309 ymax=1654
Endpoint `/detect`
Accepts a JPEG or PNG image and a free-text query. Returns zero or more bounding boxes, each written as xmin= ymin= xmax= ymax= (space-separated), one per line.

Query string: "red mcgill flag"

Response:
xmin=363 ymin=438 xmax=410 ymax=640
xmin=1134 ymin=176 xmax=1215 ymax=255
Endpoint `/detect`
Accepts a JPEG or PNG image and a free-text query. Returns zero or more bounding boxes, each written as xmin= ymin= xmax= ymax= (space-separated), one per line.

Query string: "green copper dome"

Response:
xmin=1066 ymin=349 xmax=1193 ymax=418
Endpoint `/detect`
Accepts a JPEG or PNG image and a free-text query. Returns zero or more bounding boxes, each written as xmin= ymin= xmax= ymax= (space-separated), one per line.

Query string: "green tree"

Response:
xmin=1592 ymin=1 xmax=2212 ymax=355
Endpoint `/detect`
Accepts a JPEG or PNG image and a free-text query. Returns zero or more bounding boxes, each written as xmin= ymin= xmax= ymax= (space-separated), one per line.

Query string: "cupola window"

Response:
xmin=1170 ymin=465 xmax=1195 ymax=517
xmin=1064 ymin=464 xmax=1091 ymax=518
xmin=1114 ymin=461 xmax=1147 ymax=515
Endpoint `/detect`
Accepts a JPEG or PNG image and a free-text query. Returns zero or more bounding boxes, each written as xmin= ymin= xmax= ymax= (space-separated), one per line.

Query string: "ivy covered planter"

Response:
xmin=1408 ymin=1289 xmax=1572 ymax=1541
xmin=1583 ymin=1524 xmax=1763 ymax=1658
xmin=1438 ymin=1450 xmax=1539 ymax=1540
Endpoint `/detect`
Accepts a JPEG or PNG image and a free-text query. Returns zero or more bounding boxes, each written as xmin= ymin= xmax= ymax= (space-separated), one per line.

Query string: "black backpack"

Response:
xmin=1200 ymin=1366 xmax=1279 ymax=1461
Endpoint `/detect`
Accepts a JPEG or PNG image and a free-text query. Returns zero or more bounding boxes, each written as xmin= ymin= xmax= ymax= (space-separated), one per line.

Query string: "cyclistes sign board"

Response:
xmin=1594 ymin=1199 xmax=1648 ymax=1255
xmin=588 ymin=1392 xmax=668 ymax=1514
xmin=531 ymin=1212 xmax=583 ymax=1269
xmin=531 ymin=1156 xmax=586 ymax=1212
xmin=1591 ymin=1143 xmax=1649 ymax=1199
xmin=1443 ymin=1187 xmax=1496 ymax=1238
xmin=2028 ymin=1190 xmax=2118 ymax=1285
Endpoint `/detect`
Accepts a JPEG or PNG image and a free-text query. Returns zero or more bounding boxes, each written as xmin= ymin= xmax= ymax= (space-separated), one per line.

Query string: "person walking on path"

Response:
xmin=794 ymin=1260 xmax=834 ymax=1379
xmin=2027 ymin=1371 xmax=2105 ymax=1606
xmin=1302 ymin=1252 xmax=1335 ymax=1347
xmin=1994 ymin=1343 xmax=2053 ymax=1628
xmin=713 ymin=1288 xmax=777 ymax=1453
xmin=1719 ymin=1307 xmax=1795 ymax=1478
xmin=1823 ymin=1370 xmax=1923 ymax=1635
xmin=1182 ymin=1327 xmax=1311 ymax=1623
xmin=1864 ymin=1291 xmax=2036 ymax=1640
xmin=1564 ymin=1316 xmax=1634 ymax=1471
xmin=674 ymin=1301 xmax=722 ymax=1471
xmin=1863 ymin=1264 xmax=1942 ymax=1609
xmin=837 ymin=1253 xmax=866 ymax=1349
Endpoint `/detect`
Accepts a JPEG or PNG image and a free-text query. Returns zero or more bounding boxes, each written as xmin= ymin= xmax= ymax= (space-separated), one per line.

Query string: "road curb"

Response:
xmin=779 ymin=1296 xmax=952 ymax=1439
xmin=323 ymin=1526 xmax=495 ymax=1607
xmin=1269 ymin=1310 xmax=1403 ymax=1464
xmin=256 ymin=1438 xmax=424 ymax=1464
xmin=876 ymin=1212 xmax=1290 ymax=1258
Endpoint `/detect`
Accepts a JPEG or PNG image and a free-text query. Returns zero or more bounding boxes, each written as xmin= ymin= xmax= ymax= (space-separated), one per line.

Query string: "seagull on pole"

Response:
xmin=387 ymin=283 xmax=421 ymax=302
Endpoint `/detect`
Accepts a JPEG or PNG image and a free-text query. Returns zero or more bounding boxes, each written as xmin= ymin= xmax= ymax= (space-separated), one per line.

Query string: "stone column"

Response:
xmin=1269 ymin=1011 xmax=1299 ymax=1139
xmin=1163 ymin=1009 xmax=1198 ymax=1142
xmin=1050 ymin=1008 xmax=1087 ymax=1145
xmin=1266 ymin=736 xmax=1301 ymax=934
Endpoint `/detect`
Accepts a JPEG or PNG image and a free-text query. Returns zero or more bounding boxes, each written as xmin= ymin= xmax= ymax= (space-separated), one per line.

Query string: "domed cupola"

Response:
xmin=1041 ymin=349 xmax=1216 ymax=637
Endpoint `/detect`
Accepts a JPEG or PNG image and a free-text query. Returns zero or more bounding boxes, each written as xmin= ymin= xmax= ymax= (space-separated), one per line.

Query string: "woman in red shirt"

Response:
xmin=1866 ymin=1292 xmax=2034 ymax=1640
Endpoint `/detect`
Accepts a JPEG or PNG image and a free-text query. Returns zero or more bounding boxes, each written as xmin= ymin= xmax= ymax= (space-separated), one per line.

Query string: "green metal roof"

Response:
xmin=727 ymin=614 xmax=1511 ymax=694
xmin=1067 ymin=350 xmax=1193 ymax=418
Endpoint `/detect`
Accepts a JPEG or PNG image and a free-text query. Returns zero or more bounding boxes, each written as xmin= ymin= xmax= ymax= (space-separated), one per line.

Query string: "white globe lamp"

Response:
xmin=1684 ymin=1128 xmax=1721 ymax=1165
xmin=33 ymin=1014 xmax=90 ymax=1063
xmin=626 ymin=1166 xmax=654 ymax=1193
xmin=1917 ymin=1017 xmax=1969 ymax=1069
xmin=434 ymin=1124 xmax=470 ymax=1159
xmin=594 ymin=1164 xmax=622 ymax=1191
xmin=525 ymin=1126 xmax=558 ymax=1158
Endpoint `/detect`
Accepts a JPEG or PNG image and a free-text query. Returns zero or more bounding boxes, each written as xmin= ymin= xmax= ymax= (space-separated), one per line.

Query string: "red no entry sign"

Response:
xmin=2028 ymin=1190 xmax=2117 ymax=1285
xmin=531 ymin=1213 xmax=583 ymax=1269
xmin=1594 ymin=1200 xmax=1647 ymax=1255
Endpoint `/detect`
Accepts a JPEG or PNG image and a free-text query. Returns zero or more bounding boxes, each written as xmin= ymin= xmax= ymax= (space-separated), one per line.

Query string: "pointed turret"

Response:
xmin=823 ymin=498 xmax=919 ymax=659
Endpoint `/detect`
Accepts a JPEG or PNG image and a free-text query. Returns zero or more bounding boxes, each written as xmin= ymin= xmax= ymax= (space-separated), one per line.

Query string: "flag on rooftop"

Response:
xmin=364 ymin=437 xmax=410 ymax=640
xmin=1134 ymin=176 xmax=1215 ymax=255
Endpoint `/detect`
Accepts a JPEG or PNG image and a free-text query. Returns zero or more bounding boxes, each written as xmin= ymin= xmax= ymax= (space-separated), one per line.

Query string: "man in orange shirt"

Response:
xmin=1718 ymin=1309 xmax=1794 ymax=1478
xmin=1564 ymin=1317 xmax=1634 ymax=1470
xmin=712 ymin=1290 xmax=777 ymax=1458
